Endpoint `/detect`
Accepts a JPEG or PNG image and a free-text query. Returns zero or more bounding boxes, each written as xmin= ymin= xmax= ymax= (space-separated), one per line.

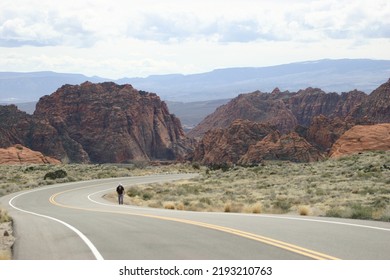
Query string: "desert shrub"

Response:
xmin=176 ymin=202 xmax=185 ymax=210
xmin=224 ymin=202 xmax=232 ymax=212
xmin=44 ymin=169 xmax=67 ymax=180
xmin=142 ymin=192 xmax=154 ymax=201
xmin=350 ymin=204 xmax=373 ymax=220
xmin=370 ymin=196 xmax=389 ymax=209
xmin=325 ymin=207 xmax=345 ymax=218
xmin=199 ymin=197 xmax=212 ymax=205
xmin=192 ymin=162 xmax=201 ymax=170
xmin=127 ymin=187 xmax=142 ymax=197
xmin=298 ymin=205 xmax=310 ymax=216
xmin=0 ymin=208 xmax=12 ymax=223
xmin=273 ymin=198 xmax=292 ymax=212
xmin=163 ymin=202 xmax=175 ymax=210
xmin=209 ymin=163 xmax=230 ymax=172
xmin=250 ymin=203 xmax=262 ymax=214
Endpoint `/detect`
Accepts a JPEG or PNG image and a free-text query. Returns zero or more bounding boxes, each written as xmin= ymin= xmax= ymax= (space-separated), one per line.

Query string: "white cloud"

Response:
xmin=0 ymin=0 xmax=389 ymax=77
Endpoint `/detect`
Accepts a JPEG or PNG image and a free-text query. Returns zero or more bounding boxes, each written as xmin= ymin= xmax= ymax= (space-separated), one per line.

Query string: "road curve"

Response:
xmin=1 ymin=173 xmax=390 ymax=260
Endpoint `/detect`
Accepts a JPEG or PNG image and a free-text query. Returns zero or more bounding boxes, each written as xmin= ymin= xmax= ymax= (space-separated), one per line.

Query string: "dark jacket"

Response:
xmin=116 ymin=185 xmax=124 ymax=195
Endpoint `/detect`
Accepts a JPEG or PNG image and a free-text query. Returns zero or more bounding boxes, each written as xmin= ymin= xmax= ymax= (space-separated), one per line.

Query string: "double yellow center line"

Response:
xmin=49 ymin=187 xmax=339 ymax=260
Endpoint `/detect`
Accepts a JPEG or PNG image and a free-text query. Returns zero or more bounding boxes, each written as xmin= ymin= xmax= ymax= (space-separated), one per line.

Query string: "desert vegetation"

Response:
xmin=0 ymin=162 xmax=194 ymax=196
xmin=1 ymin=152 xmax=389 ymax=222
xmin=121 ymin=152 xmax=390 ymax=221
xmin=0 ymin=208 xmax=13 ymax=260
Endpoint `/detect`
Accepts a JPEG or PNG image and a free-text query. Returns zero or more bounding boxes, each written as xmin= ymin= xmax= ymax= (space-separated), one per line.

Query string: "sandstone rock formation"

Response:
xmin=189 ymin=79 xmax=390 ymax=165
xmin=0 ymin=145 xmax=60 ymax=164
xmin=191 ymin=119 xmax=274 ymax=165
xmin=191 ymin=119 xmax=323 ymax=165
xmin=239 ymin=131 xmax=324 ymax=165
xmin=0 ymin=82 xmax=192 ymax=163
xmin=329 ymin=124 xmax=390 ymax=158
xmin=298 ymin=115 xmax=356 ymax=152
xmin=187 ymin=91 xmax=298 ymax=138
xmin=0 ymin=105 xmax=32 ymax=148
xmin=350 ymin=78 xmax=390 ymax=124
xmin=189 ymin=80 xmax=388 ymax=139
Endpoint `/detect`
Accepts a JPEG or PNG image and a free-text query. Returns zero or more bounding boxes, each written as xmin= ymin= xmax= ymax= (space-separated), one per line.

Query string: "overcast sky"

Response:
xmin=0 ymin=0 xmax=389 ymax=78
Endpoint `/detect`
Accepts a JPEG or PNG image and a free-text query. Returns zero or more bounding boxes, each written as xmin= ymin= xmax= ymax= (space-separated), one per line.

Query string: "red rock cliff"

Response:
xmin=33 ymin=82 xmax=192 ymax=163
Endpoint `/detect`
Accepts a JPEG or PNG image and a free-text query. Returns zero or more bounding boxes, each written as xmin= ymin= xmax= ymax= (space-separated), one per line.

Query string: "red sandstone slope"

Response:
xmin=0 ymin=145 xmax=60 ymax=165
xmin=330 ymin=124 xmax=390 ymax=158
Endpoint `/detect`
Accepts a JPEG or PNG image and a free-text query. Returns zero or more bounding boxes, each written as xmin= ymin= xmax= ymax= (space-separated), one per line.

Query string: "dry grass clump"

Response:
xmin=298 ymin=205 xmax=311 ymax=216
xmin=163 ymin=202 xmax=176 ymax=210
xmin=0 ymin=208 xmax=11 ymax=223
xmin=121 ymin=151 xmax=390 ymax=221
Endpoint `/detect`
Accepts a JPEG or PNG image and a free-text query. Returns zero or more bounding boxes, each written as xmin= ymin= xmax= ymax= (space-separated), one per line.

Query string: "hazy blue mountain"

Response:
xmin=0 ymin=71 xmax=109 ymax=102
xmin=121 ymin=59 xmax=390 ymax=101
xmin=1 ymin=58 xmax=390 ymax=106
xmin=166 ymin=99 xmax=231 ymax=131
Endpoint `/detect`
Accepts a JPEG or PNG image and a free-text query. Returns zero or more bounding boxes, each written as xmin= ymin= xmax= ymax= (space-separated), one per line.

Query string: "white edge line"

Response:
xmin=8 ymin=189 xmax=104 ymax=260
xmin=258 ymin=214 xmax=390 ymax=232
xmin=88 ymin=189 xmax=390 ymax=233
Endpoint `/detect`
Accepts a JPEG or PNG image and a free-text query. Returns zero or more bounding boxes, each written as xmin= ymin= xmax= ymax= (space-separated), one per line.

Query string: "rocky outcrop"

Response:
xmin=239 ymin=131 xmax=324 ymax=165
xmin=329 ymin=124 xmax=390 ymax=158
xmin=191 ymin=119 xmax=274 ymax=165
xmin=298 ymin=115 xmax=356 ymax=152
xmin=351 ymin=78 xmax=390 ymax=124
xmin=287 ymin=88 xmax=366 ymax=126
xmin=0 ymin=105 xmax=32 ymax=148
xmin=187 ymin=91 xmax=297 ymax=138
xmin=192 ymin=119 xmax=323 ymax=165
xmin=0 ymin=82 xmax=192 ymax=163
xmin=32 ymin=82 xmax=192 ymax=163
xmin=0 ymin=145 xmax=60 ymax=164
xmin=188 ymin=85 xmax=374 ymax=138
xmin=189 ymin=79 xmax=390 ymax=165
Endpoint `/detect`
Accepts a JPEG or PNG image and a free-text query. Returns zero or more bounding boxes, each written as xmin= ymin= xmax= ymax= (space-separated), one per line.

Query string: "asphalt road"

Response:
xmin=1 ymin=173 xmax=390 ymax=260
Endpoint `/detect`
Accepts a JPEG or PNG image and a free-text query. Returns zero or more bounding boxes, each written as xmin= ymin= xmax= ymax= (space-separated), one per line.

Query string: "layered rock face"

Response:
xmin=189 ymin=87 xmax=369 ymax=139
xmin=298 ymin=115 xmax=356 ymax=152
xmin=239 ymin=131 xmax=323 ymax=165
xmin=192 ymin=119 xmax=322 ymax=165
xmin=329 ymin=124 xmax=390 ymax=158
xmin=0 ymin=82 xmax=192 ymax=163
xmin=187 ymin=91 xmax=298 ymax=138
xmin=351 ymin=78 xmax=390 ymax=124
xmin=0 ymin=145 xmax=60 ymax=164
xmin=0 ymin=105 xmax=32 ymax=148
xmin=190 ymin=79 xmax=390 ymax=164
xmin=33 ymin=82 xmax=191 ymax=163
xmin=191 ymin=120 xmax=275 ymax=165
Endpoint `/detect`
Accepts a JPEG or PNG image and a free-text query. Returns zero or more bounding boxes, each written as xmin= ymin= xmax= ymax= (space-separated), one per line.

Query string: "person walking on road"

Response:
xmin=116 ymin=183 xmax=125 ymax=205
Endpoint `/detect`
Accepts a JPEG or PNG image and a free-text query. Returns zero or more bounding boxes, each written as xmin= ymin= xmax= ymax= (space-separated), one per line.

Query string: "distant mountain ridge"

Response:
xmin=1 ymin=59 xmax=390 ymax=103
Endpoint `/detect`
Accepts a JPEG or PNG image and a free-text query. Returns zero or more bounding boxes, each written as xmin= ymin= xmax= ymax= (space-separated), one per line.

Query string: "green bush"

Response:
xmin=350 ymin=204 xmax=373 ymax=220
xmin=142 ymin=192 xmax=154 ymax=201
xmin=44 ymin=169 xmax=67 ymax=180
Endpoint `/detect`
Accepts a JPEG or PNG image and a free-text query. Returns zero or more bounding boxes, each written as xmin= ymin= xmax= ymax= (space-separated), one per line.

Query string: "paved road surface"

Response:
xmin=1 ymin=174 xmax=390 ymax=260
